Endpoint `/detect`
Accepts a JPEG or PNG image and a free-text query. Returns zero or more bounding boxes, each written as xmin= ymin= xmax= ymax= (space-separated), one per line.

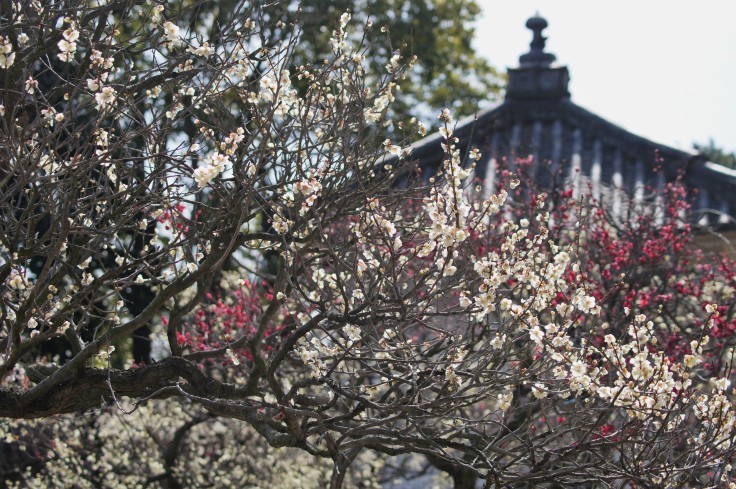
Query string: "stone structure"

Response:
xmin=409 ymin=15 xmax=736 ymax=236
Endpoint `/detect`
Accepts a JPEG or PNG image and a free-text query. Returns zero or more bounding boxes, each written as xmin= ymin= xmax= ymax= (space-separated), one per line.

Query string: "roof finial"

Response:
xmin=519 ymin=14 xmax=556 ymax=68
xmin=506 ymin=14 xmax=570 ymax=101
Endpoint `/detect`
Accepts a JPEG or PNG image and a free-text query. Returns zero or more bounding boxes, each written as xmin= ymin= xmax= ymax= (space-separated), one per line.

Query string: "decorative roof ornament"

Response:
xmin=519 ymin=14 xmax=557 ymax=68
xmin=506 ymin=14 xmax=570 ymax=101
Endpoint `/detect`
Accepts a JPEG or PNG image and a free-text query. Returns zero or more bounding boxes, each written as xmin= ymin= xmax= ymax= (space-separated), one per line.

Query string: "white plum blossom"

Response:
xmin=57 ymin=27 xmax=80 ymax=62
xmin=163 ymin=21 xmax=181 ymax=47
xmin=192 ymin=152 xmax=230 ymax=188
xmin=81 ymin=273 xmax=94 ymax=286
xmin=258 ymin=70 xmax=299 ymax=116
xmin=438 ymin=108 xmax=453 ymax=124
xmin=0 ymin=36 xmax=15 ymax=68
xmin=95 ymin=86 xmax=117 ymax=111
xmin=532 ymin=383 xmax=547 ymax=399
xmin=188 ymin=42 xmax=213 ymax=57
xmin=529 ymin=326 xmax=544 ymax=344
xmin=293 ymin=176 xmax=323 ymax=216
xmin=343 ymin=325 xmax=362 ymax=343
xmin=63 ymin=26 xmax=80 ymax=43
xmin=7 ymin=269 xmax=27 ymax=289
xmin=151 ymin=4 xmax=165 ymax=22
xmin=713 ymin=377 xmax=731 ymax=392
xmin=383 ymin=139 xmax=402 ymax=157
xmin=25 ymin=77 xmax=38 ymax=94
xmin=572 ymin=291 xmax=598 ymax=313
xmin=497 ymin=391 xmax=513 ymax=411
xmin=364 ymin=83 xmax=395 ymax=123
xmin=271 ymin=212 xmax=290 ymax=234
xmin=570 ymin=360 xmax=587 ymax=379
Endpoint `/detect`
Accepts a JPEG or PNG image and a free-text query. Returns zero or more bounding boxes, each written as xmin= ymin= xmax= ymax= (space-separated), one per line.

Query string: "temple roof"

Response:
xmin=408 ymin=15 xmax=736 ymax=229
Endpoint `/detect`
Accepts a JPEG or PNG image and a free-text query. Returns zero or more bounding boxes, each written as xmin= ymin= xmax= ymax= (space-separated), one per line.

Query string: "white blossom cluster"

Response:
xmin=193 ymin=151 xmax=230 ymax=188
xmin=57 ymin=24 xmax=79 ymax=62
xmin=0 ymin=400 xmax=385 ymax=488
xmin=0 ymin=36 xmax=15 ymax=69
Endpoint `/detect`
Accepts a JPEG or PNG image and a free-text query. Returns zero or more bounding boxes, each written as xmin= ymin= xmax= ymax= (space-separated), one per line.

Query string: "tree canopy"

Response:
xmin=263 ymin=0 xmax=503 ymax=128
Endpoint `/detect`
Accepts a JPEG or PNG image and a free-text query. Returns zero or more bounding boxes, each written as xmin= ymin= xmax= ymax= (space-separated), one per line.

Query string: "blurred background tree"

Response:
xmin=263 ymin=0 xmax=503 ymax=131
xmin=694 ymin=139 xmax=736 ymax=169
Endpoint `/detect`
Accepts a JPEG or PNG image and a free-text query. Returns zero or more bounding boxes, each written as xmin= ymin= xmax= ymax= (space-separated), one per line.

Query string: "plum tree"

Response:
xmin=1 ymin=2 xmax=736 ymax=488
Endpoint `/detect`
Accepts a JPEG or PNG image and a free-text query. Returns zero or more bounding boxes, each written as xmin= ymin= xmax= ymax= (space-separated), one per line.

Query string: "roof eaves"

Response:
xmin=565 ymin=101 xmax=698 ymax=159
xmin=405 ymin=100 xmax=506 ymax=161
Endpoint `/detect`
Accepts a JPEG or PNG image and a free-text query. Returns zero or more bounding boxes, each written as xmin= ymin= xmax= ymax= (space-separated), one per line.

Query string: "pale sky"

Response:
xmin=473 ymin=1 xmax=736 ymax=154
